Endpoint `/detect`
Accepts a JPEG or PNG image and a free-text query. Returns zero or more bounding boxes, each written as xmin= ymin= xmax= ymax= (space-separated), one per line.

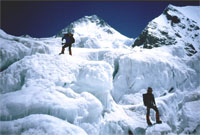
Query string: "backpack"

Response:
xmin=71 ymin=37 xmax=75 ymax=43
xmin=143 ymin=94 xmax=148 ymax=106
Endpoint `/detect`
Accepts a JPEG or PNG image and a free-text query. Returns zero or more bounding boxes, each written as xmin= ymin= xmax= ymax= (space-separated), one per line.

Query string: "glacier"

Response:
xmin=0 ymin=5 xmax=200 ymax=135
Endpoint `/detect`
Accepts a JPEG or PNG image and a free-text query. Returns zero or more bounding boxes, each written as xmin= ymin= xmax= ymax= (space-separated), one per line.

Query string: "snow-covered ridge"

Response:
xmin=169 ymin=4 xmax=200 ymax=25
xmin=133 ymin=5 xmax=200 ymax=56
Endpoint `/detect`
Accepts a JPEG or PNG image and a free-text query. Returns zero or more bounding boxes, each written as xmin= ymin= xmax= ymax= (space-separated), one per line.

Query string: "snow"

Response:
xmin=0 ymin=29 xmax=51 ymax=71
xmin=0 ymin=84 xmax=103 ymax=123
xmin=0 ymin=114 xmax=87 ymax=135
xmin=113 ymin=46 xmax=197 ymax=102
xmin=172 ymin=5 xmax=200 ymax=25
xmin=181 ymin=100 xmax=200 ymax=132
xmin=177 ymin=90 xmax=200 ymax=134
xmin=147 ymin=4 xmax=200 ymax=55
xmin=0 ymin=5 xmax=200 ymax=135
xmin=146 ymin=123 xmax=172 ymax=135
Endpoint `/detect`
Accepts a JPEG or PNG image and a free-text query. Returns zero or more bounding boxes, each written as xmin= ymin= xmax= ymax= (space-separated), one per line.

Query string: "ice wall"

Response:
xmin=0 ymin=30 xmax=50 ymax=71
xmin=113 ymin=46 xmax=198 ymax=102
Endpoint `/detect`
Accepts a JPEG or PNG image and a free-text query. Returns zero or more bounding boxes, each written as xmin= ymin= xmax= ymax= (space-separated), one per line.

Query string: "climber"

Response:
xmin=59 ymin=32 xmax=75 ymax=56
xmin=143 ymin=87 xmax=162 ymax=126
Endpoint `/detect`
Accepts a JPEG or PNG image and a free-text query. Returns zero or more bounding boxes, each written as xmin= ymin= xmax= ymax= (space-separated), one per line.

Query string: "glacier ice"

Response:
xmin=0 ymin=29 xmax=50 ymax=72
xmin=0 ymin=4 xmax=200 ymax=135
xmin=0 ymin=114 xmax=87 ymax=135
xmin=113 ymin=46 xmax=198 ymax=102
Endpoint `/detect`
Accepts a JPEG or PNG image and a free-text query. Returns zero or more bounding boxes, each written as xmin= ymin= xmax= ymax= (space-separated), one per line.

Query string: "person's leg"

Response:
xmin=146 ymin=107 xmax=152 ymax=125
xmin=68 ymin=45 xmax=72 ymax=56
xmin=59 ymin=45 xmax=66 ymax=55
xmin=152 ymin=106 xmax=162 ymax=123
xmin=61 ymin=46 xmax=65 ymax=54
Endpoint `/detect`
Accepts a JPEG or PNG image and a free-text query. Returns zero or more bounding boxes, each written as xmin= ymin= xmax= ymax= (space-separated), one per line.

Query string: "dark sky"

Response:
xmin=1 ymin=1 xmax=199 ymax=38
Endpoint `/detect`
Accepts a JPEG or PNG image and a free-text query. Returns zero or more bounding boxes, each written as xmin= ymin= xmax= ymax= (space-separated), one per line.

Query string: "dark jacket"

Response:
xmin=62 ymin=34 xmax=75 ymax=45
xmin=143 ymin=93 xmax=156 ymax=107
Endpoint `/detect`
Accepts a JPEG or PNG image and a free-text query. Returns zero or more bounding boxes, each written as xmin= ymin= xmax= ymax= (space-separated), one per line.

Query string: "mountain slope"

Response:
xmin=132 ymin=5 xmax=200 ymax=56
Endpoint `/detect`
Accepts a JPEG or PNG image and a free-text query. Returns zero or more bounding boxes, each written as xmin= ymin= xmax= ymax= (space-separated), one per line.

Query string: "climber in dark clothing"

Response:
xmin=59 ymin=32 xmax=75 ymax=56
xmin=143 ymin=87 xmax=162 ymax=126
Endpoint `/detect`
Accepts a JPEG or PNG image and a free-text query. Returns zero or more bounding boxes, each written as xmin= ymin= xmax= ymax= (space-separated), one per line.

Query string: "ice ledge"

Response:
xmin=146 ymin=123 xmax=172 ymax=135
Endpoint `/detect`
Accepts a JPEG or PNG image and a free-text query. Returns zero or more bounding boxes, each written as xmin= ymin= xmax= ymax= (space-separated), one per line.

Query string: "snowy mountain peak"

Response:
xmin=57 ymin=15 xmax=110 ymax=36
xmin=57 ymin=15 xmax=134 ymax=48
xmin=165 ymin=4 xmax=200 ymax=25
xmin=132 ymin=4 xmax=200 ymax=56
xmin=78 ymin=15 xmax=109 ymax=28
xmin=166 ymin=4 xmax=180 ymax=12
xmin=163 ymin=4 xmax=182 ymax=23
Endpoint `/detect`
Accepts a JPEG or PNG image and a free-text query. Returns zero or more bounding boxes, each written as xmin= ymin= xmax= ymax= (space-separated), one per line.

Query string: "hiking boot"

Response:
xmin=156 ymin=112 xmax=162 ymax=124
xmin=147 ymin=121 xmax=153 ymax=126
xmin=69 ymin=50 xmax=72 ymax=56
xmin=156 ymin=120 xmax=162 ymax=124
xmin=60 ymin=47 xmax=65 ymax=55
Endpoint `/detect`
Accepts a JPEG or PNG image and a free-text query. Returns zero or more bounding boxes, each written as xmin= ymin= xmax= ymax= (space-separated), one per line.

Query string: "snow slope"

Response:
xmin=1 ymin=5 xmax=200 ymax=135
xmin=133 ymin=5 xmax=200 ymax=56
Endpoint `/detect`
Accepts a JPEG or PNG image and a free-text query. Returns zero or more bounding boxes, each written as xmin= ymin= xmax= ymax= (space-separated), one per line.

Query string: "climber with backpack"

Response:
xmin=143 ymin=87 xmax=162 ymax=126
xmin=59 ymin=32 xmax=75 ymax=56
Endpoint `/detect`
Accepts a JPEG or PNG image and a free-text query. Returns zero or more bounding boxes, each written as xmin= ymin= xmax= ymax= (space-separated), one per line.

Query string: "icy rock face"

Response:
xmin=57 ymin=15 xmax=134 ymax=48
xmin=113 ymin=46 xmax=198 ymax=102
xmin=0 ymin=30 xmax=50 ymax=71
xmin=0 ymin=114 xmax=88 ymax=135
xmin=186 ymin=54 xmax=200 ymax=87
xmin=132 ymin=5 xmax=200 ymax=56
xmin=177 ymin=90 xmax=200 ymax=134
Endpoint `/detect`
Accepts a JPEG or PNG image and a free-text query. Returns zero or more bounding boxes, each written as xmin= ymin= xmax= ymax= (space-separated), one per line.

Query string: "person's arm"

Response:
xmin=62 ymin=36 xmax=66 ymax=45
